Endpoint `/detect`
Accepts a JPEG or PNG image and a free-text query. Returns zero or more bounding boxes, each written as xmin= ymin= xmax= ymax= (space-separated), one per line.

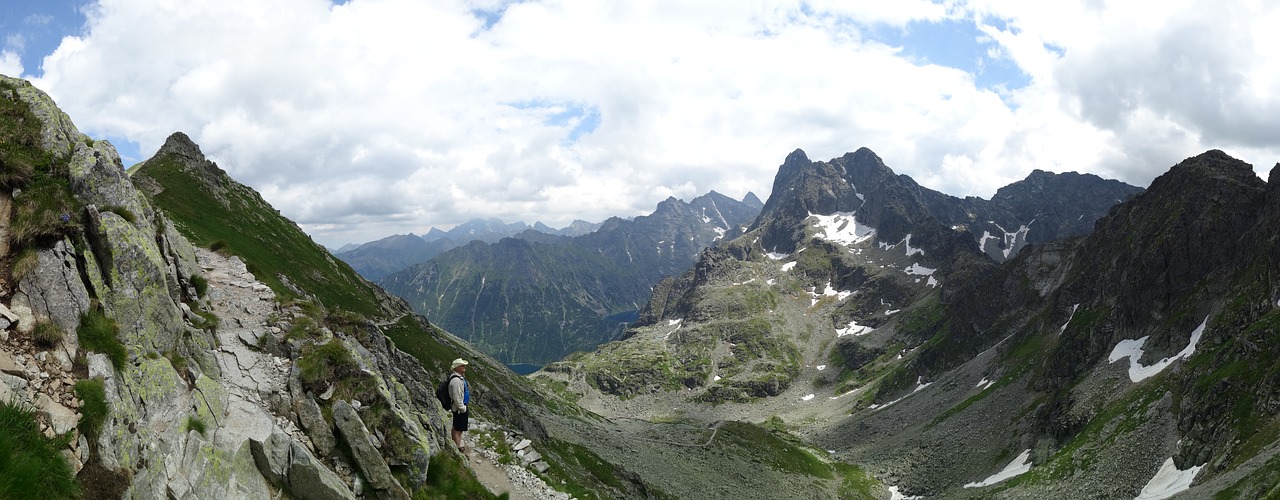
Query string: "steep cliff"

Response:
xmin=0 ymin=74 xmax=500 ymax=499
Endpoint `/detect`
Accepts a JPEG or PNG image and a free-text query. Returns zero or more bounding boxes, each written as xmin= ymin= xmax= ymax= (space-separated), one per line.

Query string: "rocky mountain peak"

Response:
xmin=784 ymin=148 xmax=811 ymax=165
xmin=1155 ymin=149 xmax=1260 ymax=191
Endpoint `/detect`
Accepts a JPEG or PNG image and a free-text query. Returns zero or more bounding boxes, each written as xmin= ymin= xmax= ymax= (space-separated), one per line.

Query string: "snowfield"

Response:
xmin=810 ymin=212 xmax=875 ymax=246
xmin=1108 ymin=316 xmax=1208 ymax=383
xmin=963 ymin=449 xmax=1033 ymax=488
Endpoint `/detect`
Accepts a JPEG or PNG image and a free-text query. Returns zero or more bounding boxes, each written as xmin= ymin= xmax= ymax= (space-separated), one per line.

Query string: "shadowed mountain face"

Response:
xmin=377 ymin=191 xmax=764 ymax=365
xmin=753 ymin=148 xmax=1143 ymax=263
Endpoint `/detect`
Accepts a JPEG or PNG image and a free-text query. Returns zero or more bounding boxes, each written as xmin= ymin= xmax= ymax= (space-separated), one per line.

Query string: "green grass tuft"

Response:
xmin=185 ymin=415 xmax=207 ymax=436
xmin=74 ymin=378 xmax=109 ymax=439
xmin=0 ymin=81 xmax=52 ymax=190
xmin=31 ymin=320 xmax=64 ymax=347
xmin=9 ymin=174 xmax=80 ymax=247
xmin=77 ymin=306 xmax=128 ymax=370
xmin=189 ymin=274 xmax=208 ymax=297
xmin=0 ymin=399 xmax=80 ymax=499
xmin=414 ymin=450 xmax=506 ymax=499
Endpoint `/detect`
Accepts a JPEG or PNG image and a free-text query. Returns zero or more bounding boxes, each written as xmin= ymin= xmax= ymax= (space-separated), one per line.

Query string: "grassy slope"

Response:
xmin=131 ymin=155 xmax=384 ymax=316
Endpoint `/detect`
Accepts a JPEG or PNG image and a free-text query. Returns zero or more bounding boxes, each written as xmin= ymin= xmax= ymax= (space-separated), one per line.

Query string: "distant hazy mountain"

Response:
xmin=377 ymin=191 xmax=764 ymax=365
xmin=336 ymin=218 xmax=604 ymax=280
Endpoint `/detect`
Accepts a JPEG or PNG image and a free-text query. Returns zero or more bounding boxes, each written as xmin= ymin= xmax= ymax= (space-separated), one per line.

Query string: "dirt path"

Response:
xmin=464 ymin=445 xmax=524 ymax=499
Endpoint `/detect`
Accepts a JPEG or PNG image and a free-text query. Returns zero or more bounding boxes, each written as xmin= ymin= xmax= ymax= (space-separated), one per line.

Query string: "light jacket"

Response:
xmin=448 ymin=373 xmax=469 ymax=413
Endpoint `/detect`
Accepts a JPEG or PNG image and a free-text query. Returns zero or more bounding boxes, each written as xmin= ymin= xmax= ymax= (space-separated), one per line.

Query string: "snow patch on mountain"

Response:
xmin=870 ymin=377 xmax=931 ymax=410
xmin=1135 ymin=457 xmax=1202 ymax=500
xmin=810 ymin=283 xmax=853 ymax=305
xmin=1059 ymin=304 xmax=1080 ymax=335
xmin=888 ymin=486 xmax=921 ymax=500
xmin=836 ymin=319 xmax=873 ymax=337
xmin=810 ymin=212 xmax=875 ymax=246
xmin=1107 ymin=316 xmax=1208 ymax=383
xmin=963 ymin=449 xmax=1033 ymax=488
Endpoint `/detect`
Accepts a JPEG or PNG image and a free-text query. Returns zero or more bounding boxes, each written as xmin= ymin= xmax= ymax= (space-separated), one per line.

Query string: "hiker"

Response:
xmin=448 ymin=358 xmax=471 ymax=452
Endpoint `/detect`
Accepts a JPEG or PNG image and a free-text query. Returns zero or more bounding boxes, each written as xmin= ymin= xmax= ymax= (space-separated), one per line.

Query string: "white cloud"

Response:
xmin=21 ymin=0 xmax=1280 ymax=247
xmin=0 ymin=50 xmax=22 ymax=77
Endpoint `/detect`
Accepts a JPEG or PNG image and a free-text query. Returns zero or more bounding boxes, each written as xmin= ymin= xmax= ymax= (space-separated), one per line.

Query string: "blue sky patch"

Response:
xmin=506 ymin=99 xmax=602 ymax=145
xmin=1 ymin=0 xmax=86 ymax=76
xmin=869 ymin=18 xmax=1031 ymax=94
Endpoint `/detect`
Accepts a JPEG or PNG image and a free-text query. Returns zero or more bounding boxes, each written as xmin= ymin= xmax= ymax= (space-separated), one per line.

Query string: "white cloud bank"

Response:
xmin=16 ymin=0 xmax=1280 ymax=246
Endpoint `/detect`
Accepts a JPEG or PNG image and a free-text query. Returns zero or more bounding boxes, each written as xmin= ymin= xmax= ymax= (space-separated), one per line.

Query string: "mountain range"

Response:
xmin=334 ymin=218 xmax=602 ymax=280
xmin=536 ymin=146 xmax=1280 ymax=498
xmin=7 ymin=70 xmax=1280 ymax=500
xmin=376 ymin=191 xmax=764 ymax=366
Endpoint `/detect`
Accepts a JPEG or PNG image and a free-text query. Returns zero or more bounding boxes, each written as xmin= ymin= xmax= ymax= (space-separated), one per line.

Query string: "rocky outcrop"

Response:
xmin=252 ymin=429 xmax=355 ymax=500
xmin=1 ymin=75 xmax=452 ymax=499
xmin=333 ymin=400 xmax=411 ymax=500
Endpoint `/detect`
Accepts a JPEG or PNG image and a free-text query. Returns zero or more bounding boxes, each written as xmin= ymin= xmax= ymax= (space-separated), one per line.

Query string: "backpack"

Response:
xmin=435 ymin=374 xmax=461 ymax=409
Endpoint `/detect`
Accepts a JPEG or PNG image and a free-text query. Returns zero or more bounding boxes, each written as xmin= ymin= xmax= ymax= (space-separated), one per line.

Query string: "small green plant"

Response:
xmin=0 ymin=399 xmax=80 ymax=499
xmin=189 ymin=274 xmax=209 ymax=297
xmin=474 ymin=430 xmax=516 ymax=465
xmin=297 ymin=341 xmax=359 ymax=391
xmin=10 ymin=247 xmax=38 ymax=280
xmin=286 ymin=316 xmax=321 ymax=341
xmin=9 ymin=175 xmax=80 ymax=247
xmin=415 ymin=449 xmax=504 ymax=499
xmin=31 ymin=320 xmax=63 ymax=347
xmin=208 ymin=240 xmax=229 ymax=253
xmin=191 ymin=307 xmax=220 ymax=332
xmin=185 ymin=415 xmax=207 ymax=436
xmin=77 ymin=305 xmax=128 ymax=370
xmin=74 ymin=378 xmax=109 ymax=439
xmin=165 ymin=350 xmax=189 ymax=377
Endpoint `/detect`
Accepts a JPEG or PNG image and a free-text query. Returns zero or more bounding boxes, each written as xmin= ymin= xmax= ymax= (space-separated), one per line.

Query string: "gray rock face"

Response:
xmin=1 ymin=75 xmax=86 ymax=157
xmin=158 ymin=216 xmax=201 ymax=303
xmin=252 ymin=429 xmax=355 ymax=500
xmin=84 ymin=204 xmax=184 ymax=353
xmin=69 ymin=140 xmax=154 ymax=226
xmin=288 ymin=440 xmax=356 ymax=500
xmin=332 ymin=400 xmax=409 ymax=499
xmin=12 ymin=238 xmax=91 ymax=337
xmin=250 ymin=430 xmax=292 ymax=487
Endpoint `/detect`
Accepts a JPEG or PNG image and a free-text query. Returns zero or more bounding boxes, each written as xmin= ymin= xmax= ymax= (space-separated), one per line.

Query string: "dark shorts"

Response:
xmin=452 ymin=410 xmax=469 ymax=432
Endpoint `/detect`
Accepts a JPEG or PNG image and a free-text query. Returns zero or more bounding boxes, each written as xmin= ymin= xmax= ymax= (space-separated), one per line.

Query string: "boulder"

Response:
xmin=37 ymin=393 xmax=78 ymax=434
xmin=250 ymin=430 xmax=292 ymax=487
xmin=9 ymin=303 xmax=34 ymax=334
xmin=288 ymin=440 xmax=356 ymax=500
xmin=295 ymin=392 xmax=336 ymax=456
xmin=332 ymin=400 xmax=409 ymax=499
xmin=0 ymin=303 xmax=17 ymax=324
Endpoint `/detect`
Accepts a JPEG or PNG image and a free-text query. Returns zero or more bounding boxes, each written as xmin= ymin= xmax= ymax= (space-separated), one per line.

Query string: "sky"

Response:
xmin=3 ymin=0 xmax=1280 ymax=248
